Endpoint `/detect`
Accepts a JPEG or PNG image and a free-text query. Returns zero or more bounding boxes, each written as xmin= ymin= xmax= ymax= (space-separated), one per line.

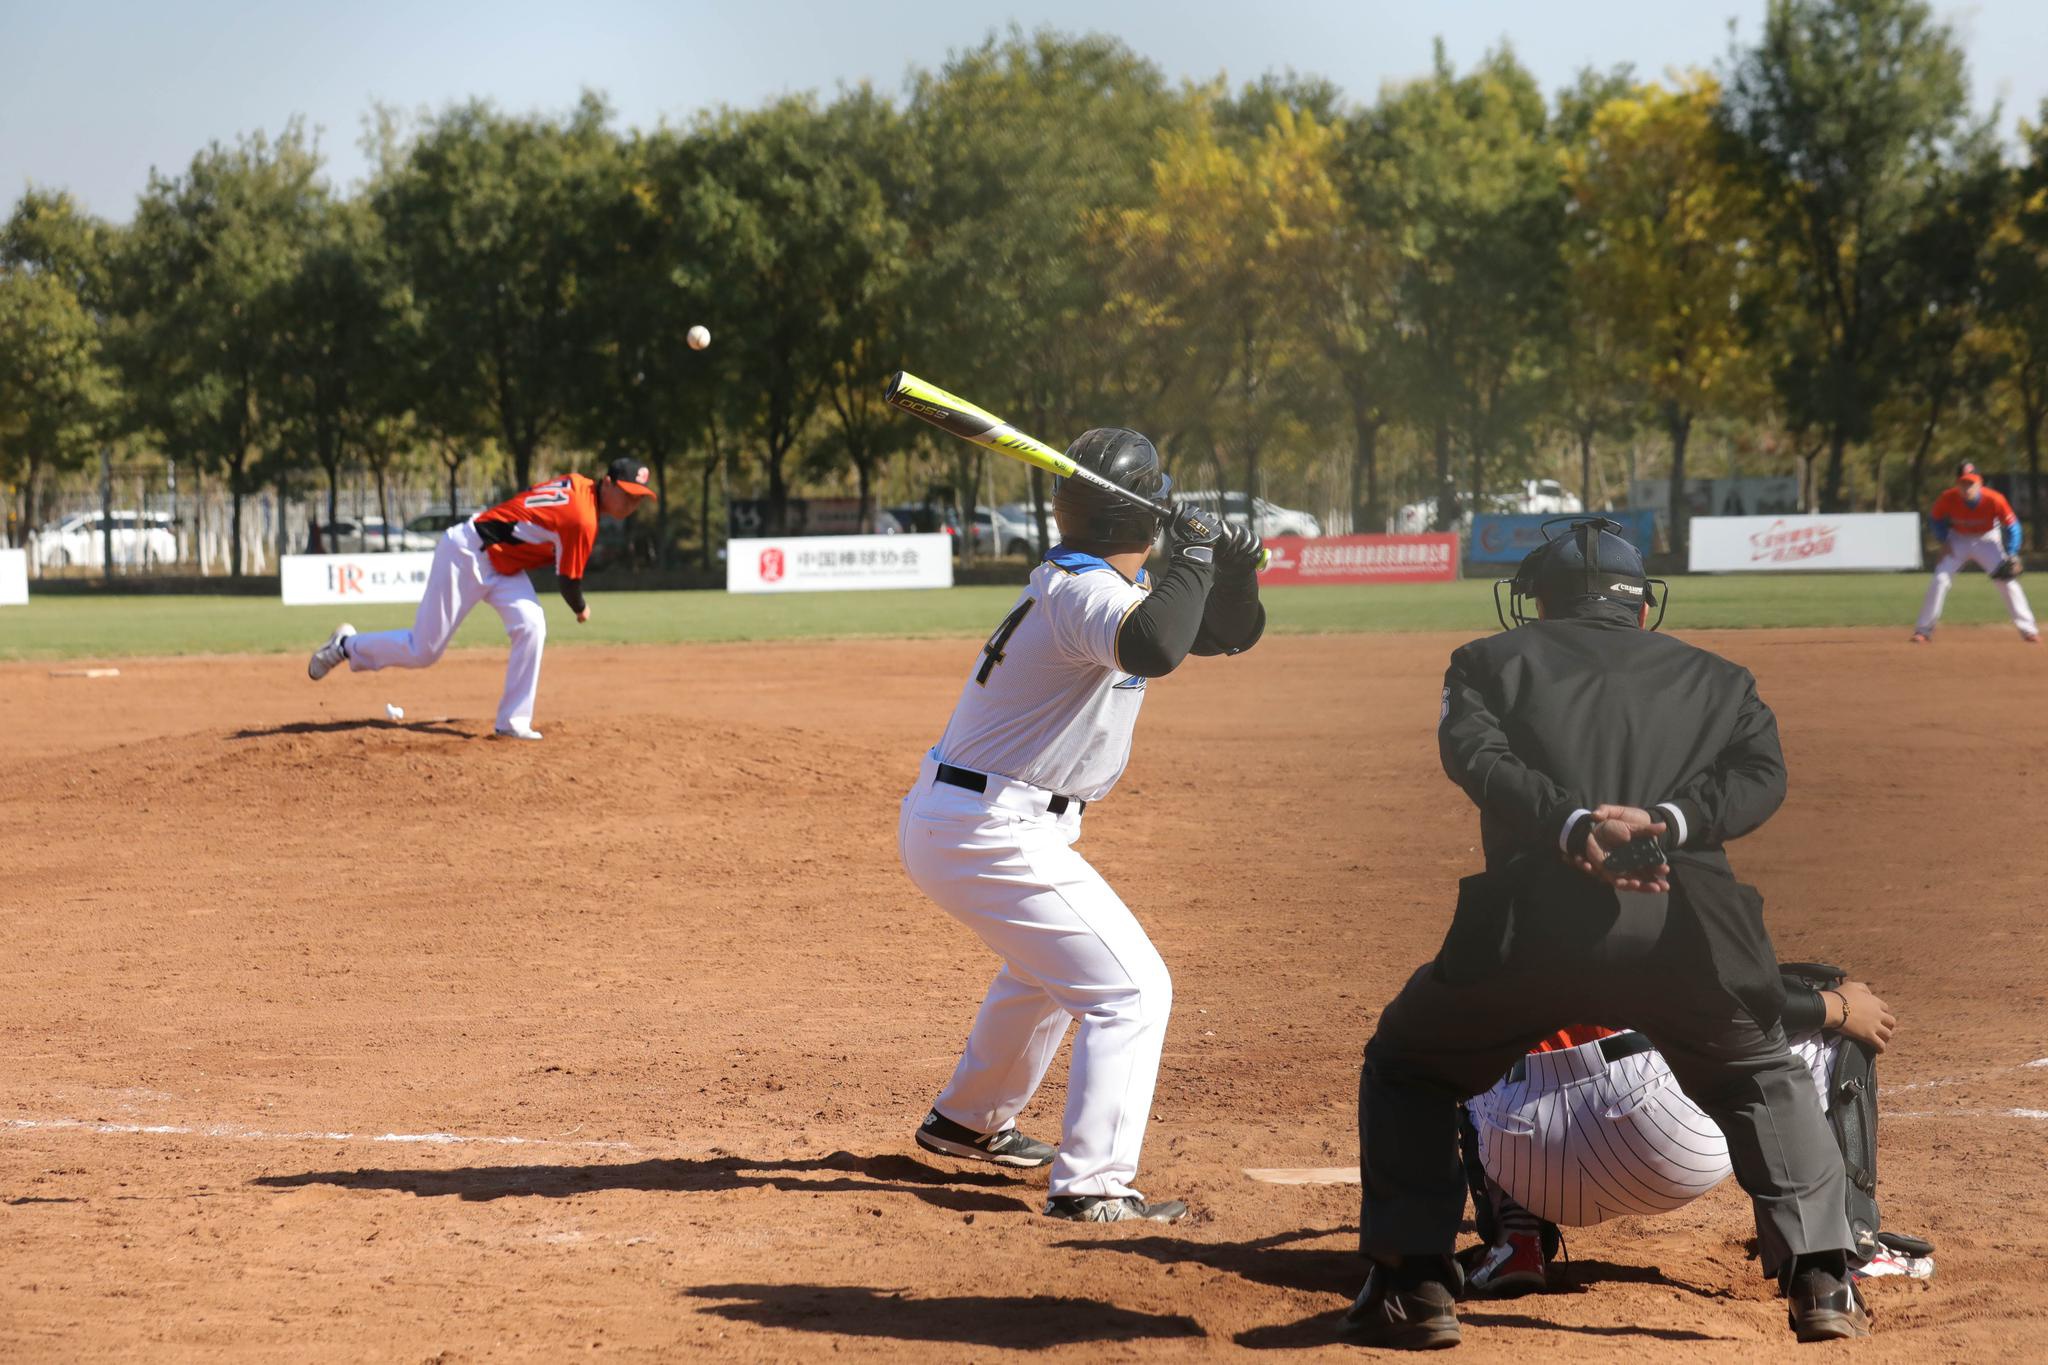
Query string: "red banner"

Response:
xmin=1256 ymin=533 xmax=1460 ymax=586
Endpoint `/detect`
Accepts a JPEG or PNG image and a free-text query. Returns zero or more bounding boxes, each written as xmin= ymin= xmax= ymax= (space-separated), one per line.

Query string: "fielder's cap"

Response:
xmin=606 ymin=457 xmax=655 ymax=497
xmin=1959 ymin=470 xmax=1984 ymax=487
xmin=1956 ymin=458 xmax=1979 ymax=478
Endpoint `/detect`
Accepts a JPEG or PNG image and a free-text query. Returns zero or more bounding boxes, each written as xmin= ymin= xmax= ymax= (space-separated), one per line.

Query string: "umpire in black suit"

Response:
xmin=1342 ymin=520 xmax=1867 ymax=1350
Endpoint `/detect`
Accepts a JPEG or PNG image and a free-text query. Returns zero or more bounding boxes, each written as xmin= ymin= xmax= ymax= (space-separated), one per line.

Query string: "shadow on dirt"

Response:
xmin=683 ymin=1283 xmax=1205 ymax=1348
xmin=229 ymin=719 xmax=474 ymax=740
xmin=1052 ymin=1224 xmax=1363 ymax=1297
xmin=251 ymin=1150 xmax=1034 ymax=1216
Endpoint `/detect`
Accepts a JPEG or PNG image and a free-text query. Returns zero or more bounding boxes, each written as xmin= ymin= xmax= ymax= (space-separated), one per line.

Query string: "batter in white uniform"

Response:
xmin=898 ymin=427 xmax=1265 ymax=1223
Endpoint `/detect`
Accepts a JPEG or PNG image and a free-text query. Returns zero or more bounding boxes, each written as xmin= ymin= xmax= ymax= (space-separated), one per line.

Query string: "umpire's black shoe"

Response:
xmin=1339 ymin=1262 xmax=1461 ymax=1351
xmin=914 ymin=1109 xmax=1055 ymax=1168
xmin=1043 ymin=1193 xmax=1188 ymax=1223
xmin=1786 ymin=1264 xmax=1873 ymax=1342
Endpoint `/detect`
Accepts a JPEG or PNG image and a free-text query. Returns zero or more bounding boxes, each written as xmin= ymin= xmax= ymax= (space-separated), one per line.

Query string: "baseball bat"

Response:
xmin=883 ymin=370 xmax=1172 ymax=518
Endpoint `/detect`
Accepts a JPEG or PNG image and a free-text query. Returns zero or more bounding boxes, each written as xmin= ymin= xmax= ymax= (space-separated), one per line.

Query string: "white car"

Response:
xmin=34 ymin=510 xmax=177 ymax=569
xmin=320 ymin=517 xmax=440 ymax=552
xmin=1177 ymin=490 xmax=1322 ymax=539
xmin=970 ymin=504 xmax=1036 ymax=557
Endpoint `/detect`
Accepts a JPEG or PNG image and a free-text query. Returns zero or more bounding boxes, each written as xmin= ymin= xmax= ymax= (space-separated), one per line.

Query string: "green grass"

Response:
xmin=0 ymin=571 xmax=2020 ymax=662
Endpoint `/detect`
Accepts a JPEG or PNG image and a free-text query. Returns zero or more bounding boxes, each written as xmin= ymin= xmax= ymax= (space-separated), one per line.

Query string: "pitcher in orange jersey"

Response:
xmin=306 ymin=458 xmax=654 ymax=739
xmin=1912 ymin=469 xmax=2036 ymax=644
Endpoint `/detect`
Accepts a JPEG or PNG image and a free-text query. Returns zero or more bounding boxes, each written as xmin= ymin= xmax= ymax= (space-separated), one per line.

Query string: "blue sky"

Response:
xmin=3 ymin=1 xmax=2037 ymax=220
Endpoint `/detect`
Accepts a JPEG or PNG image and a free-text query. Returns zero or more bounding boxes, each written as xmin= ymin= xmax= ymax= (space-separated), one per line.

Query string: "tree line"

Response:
xmin=5 ymin=0 xmax=2048 ymax=575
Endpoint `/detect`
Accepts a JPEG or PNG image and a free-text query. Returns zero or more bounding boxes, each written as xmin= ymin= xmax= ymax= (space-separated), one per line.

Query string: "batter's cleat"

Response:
xmin=1463 ymin=1230 xmax=1548 ymax=1297
xmin=2023 ymin=631 xmax=2041 ymax=644
xmin=1042 ymin=1193 xmax=1188 ymax=1223
xmin=1338 ymin=1262 xmax=1461 ymax=1351
xmin=1785 ymin=1263 xmax=1872 ymax=1342
xmin=308 ymin=623 xmax=356 ymax=680
xmin=1908 ymin=631 xmax=1931 ymax=644
xmin=915 ymin=1110 xmax=1055 ymax=1168
xmin=493 ymin=723 xmax=544 ymax=741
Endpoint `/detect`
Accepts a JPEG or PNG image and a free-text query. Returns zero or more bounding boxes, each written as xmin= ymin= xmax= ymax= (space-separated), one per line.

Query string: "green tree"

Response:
xmin=1986 ymin=114 xmax=2048 ymax=547
xmin=1565 ymin=73 xmax=1771 ymax=556
xmin=120 ymin=126 xmax=323 ymax=575
xmin=1722 ymin=0 xmax=1988 ymax=511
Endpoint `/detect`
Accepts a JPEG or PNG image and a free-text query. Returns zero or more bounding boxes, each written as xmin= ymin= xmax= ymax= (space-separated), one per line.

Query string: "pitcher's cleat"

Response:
xmin=493 ymin=723 xmax=544 ymax=741
xmin=1043 ymin=1193 xmax=1188 ymax=1223
xmin=1908 ymin=632 xmax=1931 ymax=644
xmin=915 ymin=1110 xmax=1055 ymax=1168
xmin=308 ymin=624 xmax=356 ymax=680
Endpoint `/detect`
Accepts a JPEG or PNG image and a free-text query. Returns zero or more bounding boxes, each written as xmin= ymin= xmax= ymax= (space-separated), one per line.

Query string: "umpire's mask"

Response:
xmin=1495 ymin=517 xmax=1668 ymax=630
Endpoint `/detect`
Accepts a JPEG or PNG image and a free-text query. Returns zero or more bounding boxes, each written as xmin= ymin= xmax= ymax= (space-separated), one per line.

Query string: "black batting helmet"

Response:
xmin=1495 ymin=516 xmax=1667 ymax=630
xmin=1053 ymin=428 xmax=1171 ymax=550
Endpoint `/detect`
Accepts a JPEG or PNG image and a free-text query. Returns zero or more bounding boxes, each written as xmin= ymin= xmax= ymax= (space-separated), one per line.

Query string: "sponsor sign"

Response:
xmin=1257 ymin=534 xmax=1460 ymax=586
xmin=280 ymin=551 xmax=437 ymax=604
xmin=726 ymin=533 xmax=953 ymax=593
xmin=1469 ymin=510 xmax=1657 ymax=564
xmin=1688 ymin=513 xmax=1922 ymax=572
xmin=0 ymin=548 xmax=26 ymax=605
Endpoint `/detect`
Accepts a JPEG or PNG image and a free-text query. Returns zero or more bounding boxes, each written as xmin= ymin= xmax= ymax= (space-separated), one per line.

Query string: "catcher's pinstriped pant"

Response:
xmin=1917 ymin=529 xmax=2036 ymax=636
xmin=1468 ymin=1030 xmax=1835 ymax=1226
xmin=344 ymin=522 xmax=547 ymax=733
xmin=898 ymin=751 xmax=1170 ymax=1200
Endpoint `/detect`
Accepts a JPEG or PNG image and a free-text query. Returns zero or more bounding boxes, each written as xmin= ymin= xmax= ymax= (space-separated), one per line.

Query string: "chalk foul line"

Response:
xmin=2 ymin=1116 xmax=639 ymax=1151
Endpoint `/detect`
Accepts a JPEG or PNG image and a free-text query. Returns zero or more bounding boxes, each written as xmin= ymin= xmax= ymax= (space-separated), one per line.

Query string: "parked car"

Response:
xmin=319 ymin=517 xmax=440 ymax=552
xmin=970 ymin=504 xmax=1036 ymax=557
xmin=1176 ymin=490 xmax=1322 ymax=539
xmin=886 ymin=502 xmax=964 ymax=539
xmin=34 ymin=510 xmax=177 ymax=569
xmin=1394 ymin=481 xmax=1585 ymax=534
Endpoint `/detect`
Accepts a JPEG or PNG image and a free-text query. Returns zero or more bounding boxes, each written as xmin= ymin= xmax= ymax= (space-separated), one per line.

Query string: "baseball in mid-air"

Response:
xmin=687 ymin=324 xmax=711 ymax=351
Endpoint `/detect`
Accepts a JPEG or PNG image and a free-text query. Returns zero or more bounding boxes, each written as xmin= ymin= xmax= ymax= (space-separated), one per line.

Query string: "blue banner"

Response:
xmin=1468 ymin=510 xmax=1658 ymax=564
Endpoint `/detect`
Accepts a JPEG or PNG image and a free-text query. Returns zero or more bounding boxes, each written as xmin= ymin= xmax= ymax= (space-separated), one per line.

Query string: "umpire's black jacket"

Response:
xmin=1438 ymin=597 xmax=1789 ymax=1022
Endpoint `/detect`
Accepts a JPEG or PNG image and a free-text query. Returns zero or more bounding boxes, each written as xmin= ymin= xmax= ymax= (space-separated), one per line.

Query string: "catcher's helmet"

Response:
xmin=1495 ymin=516 xmax=1667 ymax=630
xmin=1052 ymin=428 xmax=1171 ymax=550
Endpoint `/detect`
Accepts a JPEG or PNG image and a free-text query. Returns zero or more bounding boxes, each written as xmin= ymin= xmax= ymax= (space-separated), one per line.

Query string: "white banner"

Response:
xmin=0 ymin=548 xmax=26 ymax=605
xmin=1688 ymin=514 xmax=1922 ymax=573
xmin=280 ymin=551 xmax=437 ymax=604
xmin=726 ymin=533 xmax=953 ymax=593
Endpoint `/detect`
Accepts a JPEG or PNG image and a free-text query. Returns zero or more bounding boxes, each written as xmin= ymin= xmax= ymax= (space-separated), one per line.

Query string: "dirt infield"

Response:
xmin=3 ymin=626 xmax=2045 ymax=1361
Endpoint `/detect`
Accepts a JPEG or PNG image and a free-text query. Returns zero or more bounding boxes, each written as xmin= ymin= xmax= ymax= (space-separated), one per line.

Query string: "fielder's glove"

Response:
xmin=1215 ymin=524 xmax=1265 ymax=577
xmin=1164 ymin=503 xmax=1224 ymax=565
xmin=1992 ymin=554 xmax=2024 ymax=582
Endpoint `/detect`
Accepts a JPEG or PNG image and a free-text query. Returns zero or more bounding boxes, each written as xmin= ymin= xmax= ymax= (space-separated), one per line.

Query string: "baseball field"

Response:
xmin=3 ymin=577 xmax=2045 ymax=1360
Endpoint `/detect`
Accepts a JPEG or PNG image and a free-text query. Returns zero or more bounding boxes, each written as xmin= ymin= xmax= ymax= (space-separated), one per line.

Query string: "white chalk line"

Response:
xmin=3 ymin=1116 xmax=640 ymax=1152
xmin=1893 ymin=1057 xmax=2048 ymax=1092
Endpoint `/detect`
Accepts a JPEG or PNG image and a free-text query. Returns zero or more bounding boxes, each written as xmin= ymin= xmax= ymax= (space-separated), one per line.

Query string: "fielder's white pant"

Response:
xmin=898 ymin=750 xmax=1171 ymax=1200
xmin=1916 ymin=530 xmax=2036 ymax=636
xmin=345 ymin=523 xmax=546 ymax=732
xmin=1469 ymin=1030 xmax=1835 ymax=1227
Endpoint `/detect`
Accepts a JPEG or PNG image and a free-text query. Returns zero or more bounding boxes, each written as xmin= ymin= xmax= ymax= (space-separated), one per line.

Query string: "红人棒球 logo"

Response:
xmin=760 ymin=547 xmax=785 ymax=583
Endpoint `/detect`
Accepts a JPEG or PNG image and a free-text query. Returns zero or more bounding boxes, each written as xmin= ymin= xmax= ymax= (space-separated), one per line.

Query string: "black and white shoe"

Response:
xmin=1786 ymin=1263 xmax=1872 ymax=1341
xmin=308 ymin=624 xmax=356 ymax=680
xmin=914 ymin=1109 xmax=1055 ymax=1168
xmin=1042 ymin=1193 xmax=1188 ymax=1223
xmin=1339 ymin=1262 xmax=1461 ymax=1350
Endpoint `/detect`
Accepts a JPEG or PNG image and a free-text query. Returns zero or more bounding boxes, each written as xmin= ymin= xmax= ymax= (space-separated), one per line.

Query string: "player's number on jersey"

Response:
xmin=976 ymin=598 xmax=1036 ymax=685
xmin=524 ymin=489 xmax=571 ymax=508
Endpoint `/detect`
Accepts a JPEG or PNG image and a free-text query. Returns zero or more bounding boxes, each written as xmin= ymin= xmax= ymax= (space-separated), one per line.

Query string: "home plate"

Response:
xmin=50 ymin=667 xmax=121 ymax=679
xmin=1245 ymin=1166 xmax=1360 ymax=1185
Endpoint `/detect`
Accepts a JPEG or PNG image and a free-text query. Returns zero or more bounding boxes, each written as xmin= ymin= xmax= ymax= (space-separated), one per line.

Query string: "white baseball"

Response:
xmin=687 ymin=324 xmax=711 ymax=351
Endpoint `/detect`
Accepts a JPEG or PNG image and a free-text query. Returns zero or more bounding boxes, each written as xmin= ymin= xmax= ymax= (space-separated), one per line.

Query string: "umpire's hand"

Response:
xmin=1573 ymin=816 xmax=1671 ymax=893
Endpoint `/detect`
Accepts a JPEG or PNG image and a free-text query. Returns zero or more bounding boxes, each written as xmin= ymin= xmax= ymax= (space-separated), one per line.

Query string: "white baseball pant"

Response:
xmin=1469 ymin=1029 xmax=1835 ymax=1227
xmin=344 ymin=522 xmax=547 ymax=732
xmin=898 ymin=750 xmax=1171 ymax=1200
xmin=1916 ymin=530 xmax=2036 ymax=636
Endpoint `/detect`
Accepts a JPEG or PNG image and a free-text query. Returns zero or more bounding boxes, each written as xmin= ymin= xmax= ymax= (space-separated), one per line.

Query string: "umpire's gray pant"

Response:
xmin=1358 ymin=877 xmax=1851 ymax=1278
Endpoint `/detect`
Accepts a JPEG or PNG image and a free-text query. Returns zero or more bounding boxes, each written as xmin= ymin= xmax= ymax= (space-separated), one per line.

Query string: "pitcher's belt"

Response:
xmin=935 ymin=762 xmax=1086 ymax=816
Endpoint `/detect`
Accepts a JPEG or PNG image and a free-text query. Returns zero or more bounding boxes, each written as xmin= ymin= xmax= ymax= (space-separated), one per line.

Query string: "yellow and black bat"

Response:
xmin=883 ymin=370 xmax=1174 ymax=519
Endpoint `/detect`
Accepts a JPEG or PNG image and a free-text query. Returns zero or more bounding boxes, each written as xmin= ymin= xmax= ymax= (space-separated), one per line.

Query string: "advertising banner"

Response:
xmin=727 ymin=533 xmax=953 ymax=593
xmin=280 ymin=551 xmax=436 ymax=605
xmin=1257 ymin=534 xmax=1460 ymax=586
xmin=0 ymin=548 xmax=26 ymax=605
xmin=1688 ymin=514 xmax=1922 ymax=572
xmin=1469 ymin=510 xmax=1657 ymax=564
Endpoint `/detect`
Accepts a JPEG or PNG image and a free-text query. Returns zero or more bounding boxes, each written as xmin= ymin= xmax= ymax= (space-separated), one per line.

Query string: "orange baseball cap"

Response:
xmin=1959 ymin=471 xmax=1984 ymax=487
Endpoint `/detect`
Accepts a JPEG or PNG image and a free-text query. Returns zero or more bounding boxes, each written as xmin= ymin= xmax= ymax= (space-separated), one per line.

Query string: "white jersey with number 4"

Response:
xmin=934 ymin=548 xmax=1150 ymax=803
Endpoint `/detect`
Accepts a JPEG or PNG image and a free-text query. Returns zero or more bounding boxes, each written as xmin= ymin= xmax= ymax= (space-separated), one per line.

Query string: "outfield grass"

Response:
xmin=0 ymin=571 xmax=2019 ymax=662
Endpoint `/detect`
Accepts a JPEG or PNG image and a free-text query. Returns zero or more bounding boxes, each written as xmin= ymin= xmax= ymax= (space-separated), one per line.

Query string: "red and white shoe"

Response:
xmin=1854 ymin=1247 xmax=1935 ymax=1280
xmin=2023 ymin=631 xmax=2041 ymax=644
xmin=1465 ymin=1230 xmax=1549 ymax=1297
xmin=1909 ymin=632 xmax=1931 ymax=645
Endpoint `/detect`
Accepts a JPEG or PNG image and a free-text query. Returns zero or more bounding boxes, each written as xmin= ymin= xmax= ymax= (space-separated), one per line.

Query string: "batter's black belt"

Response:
xmin=935 ymin=762 xmax=1086 ymax=816
xmin=1503 ymin=1029 xmax=1654 ymax=1085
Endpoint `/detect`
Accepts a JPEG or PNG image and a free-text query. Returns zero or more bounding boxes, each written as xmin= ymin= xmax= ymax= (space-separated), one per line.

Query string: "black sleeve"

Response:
xmin=1778 ymin=984 xmax=1828 ymax=1035
xmin=1115 ymin=556 xmax=1215 ymax=678
xmin=559 ymin=576 xmax=587 ymax=615
xmin=1437 ymin=644 xmax=1588 ymax=853
xmin=1660 ymin=672 xmax=1787 ymax=848
xmin=1190 ymin=567 xmax=1265 ymax=656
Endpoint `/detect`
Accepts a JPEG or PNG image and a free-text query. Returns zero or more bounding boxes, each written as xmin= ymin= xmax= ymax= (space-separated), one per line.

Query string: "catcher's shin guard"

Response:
xmin=1457 ymin=1104 xmax=1498 ymax=1245
xmin=1827 ymin=1036 xmax=1882 ymax=1261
